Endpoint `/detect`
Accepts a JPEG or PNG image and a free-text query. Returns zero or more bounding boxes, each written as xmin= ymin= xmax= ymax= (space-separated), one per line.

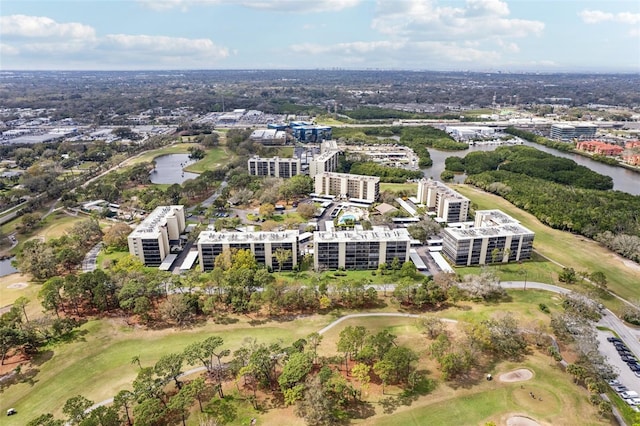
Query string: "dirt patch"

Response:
xmin=506 ymin=415 xmax=541 ymax=426
xmin=499 ymin=368 xmax=533 ymax=382
xmin=7 ymin=282 xmax=28 ymax=289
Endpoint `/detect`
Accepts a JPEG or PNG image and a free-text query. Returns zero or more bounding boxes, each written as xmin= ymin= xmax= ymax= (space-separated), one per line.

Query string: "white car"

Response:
xmin=621 ymin=391 xmax=639 ymax=399
xmin=609 ymin=379 xmax=621 ymax=386
xmin=626 ymin=398 xmax=640 ymax=406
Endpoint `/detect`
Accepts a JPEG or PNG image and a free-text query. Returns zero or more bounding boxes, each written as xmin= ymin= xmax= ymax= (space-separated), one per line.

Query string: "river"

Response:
xmin=424 ymin=141 xmax=640 ymax=195
xmin=150 ymin=154 xmax=199 ymax=184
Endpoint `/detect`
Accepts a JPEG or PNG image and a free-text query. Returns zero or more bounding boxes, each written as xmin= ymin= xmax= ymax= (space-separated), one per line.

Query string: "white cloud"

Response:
xmin=102 ymin=34 xmax=228 ymax=58
xmin=137 ymin=0 xmax=360 ymax=12
xmin=0 ymin=15 xmax=96 ymax=39
xmin=372 ymin=0 xmax=543 ymax=39
xmin=239 ymin=0 xmax=360 ymax=12
xmin=580 ymin=9 xmax=640 ymax=24
xmin=1 ymin=15 xmax=229 ymax=69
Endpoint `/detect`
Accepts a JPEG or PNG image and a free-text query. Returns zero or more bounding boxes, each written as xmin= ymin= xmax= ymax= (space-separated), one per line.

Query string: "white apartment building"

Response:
xmin=442 ymin=210 xmax=534 ymax=266
xmin=313 ymin=228 xmax=411 ymax=270
xmin=128 ymin=205 xmax=186 ymax=266
xmin=248 ymin=156 xmax=301 ymax=178
xmin=417 ymin=178 xmax=469 ymax=223
xmin=309 ymin=149 xmax=340 ymax=177
xmin=197 ymin=230 xmax=299 ymax=271
xmin=314 ymin=172 xmax=380 ymax=202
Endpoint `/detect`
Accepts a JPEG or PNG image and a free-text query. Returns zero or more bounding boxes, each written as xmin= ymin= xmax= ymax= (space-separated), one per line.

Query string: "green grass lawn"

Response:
xmin=126 ymin=143 xmax=199 ymax=165
xmin=184 ymin=146 xmax=233 ymax=173
xmin=380 ymin=182 xmax=417 ymax=195
xmin=452 ymin=184 xmax=640 ymax=304
xmin=2 ymin=315 xmax=329 ymax=425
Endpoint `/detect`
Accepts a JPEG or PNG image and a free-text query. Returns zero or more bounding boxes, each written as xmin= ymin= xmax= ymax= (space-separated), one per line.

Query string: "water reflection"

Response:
xmin=150 ymin=154 xmax=200 ymax=184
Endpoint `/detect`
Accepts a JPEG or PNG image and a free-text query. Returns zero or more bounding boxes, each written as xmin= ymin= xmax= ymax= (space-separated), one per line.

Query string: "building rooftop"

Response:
xmin=314 ymin=228 xmax=411 ymax=243
xmin=319 ymin=172 xmax=380 ymax=182
xmin=474 ymin=209 xmax=519 ymax=226
xmin=445 ymin=223 xmax=533 ymax=240
xmin=198 ymin=230 xmax=299 ymax=244
xmin=129 ymin=205 xmax=183 ymax=238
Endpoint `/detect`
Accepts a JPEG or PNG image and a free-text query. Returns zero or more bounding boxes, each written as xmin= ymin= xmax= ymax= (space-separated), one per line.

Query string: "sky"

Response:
xmin=1 ymin=0 xmax=639 ymax=72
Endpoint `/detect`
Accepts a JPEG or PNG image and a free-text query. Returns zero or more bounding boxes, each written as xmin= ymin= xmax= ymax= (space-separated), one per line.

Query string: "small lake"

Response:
xmin=0 ymin=257 xmax=18 ymax=277
xmin=150 ymin=154 xmax=200 ymax=185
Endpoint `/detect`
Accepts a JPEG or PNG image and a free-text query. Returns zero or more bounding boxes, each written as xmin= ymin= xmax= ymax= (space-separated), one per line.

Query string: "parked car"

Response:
xmin=608 ymin=337 xmax=622 ymax=343
xmin=613 ymin=385 xmax=628 ymax=393
xmin=609 ymin=379 xmax=621 ymax=386
xmin=6 ymin=408 xmax=16 ymax=416
xmin=626 ymin=398 xmax=640 ymax=406
xmin=621 ymin=391 xmax=639 ymax=399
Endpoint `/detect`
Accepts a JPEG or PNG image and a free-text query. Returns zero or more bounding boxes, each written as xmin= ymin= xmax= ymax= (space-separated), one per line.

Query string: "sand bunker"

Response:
xmin=7 ymin=282 xmax=27 ymax=289
xmin=507 ymin=416 xmax=541 ymax=426
xmin=499 ymin=368 xmax=533 ymax=382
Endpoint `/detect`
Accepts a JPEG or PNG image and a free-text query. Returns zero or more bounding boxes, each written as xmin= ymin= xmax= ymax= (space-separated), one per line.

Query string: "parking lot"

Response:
xmin=598 ymin=331 xmax=640 ymax=410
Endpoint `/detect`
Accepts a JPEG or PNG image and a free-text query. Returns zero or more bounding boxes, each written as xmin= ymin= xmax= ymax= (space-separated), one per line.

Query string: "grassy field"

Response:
xmin=2 ymin=315 xmax=330 ymax=425
xmin=379 ymin=182 xmax=417 ymax=195
xmin=183 ymin=146 xmax=233 ymax=173
xmin=452 ymin=184 xmax=640 ymax=303
xmin=125 ymin=143 xmax=198 ymax=165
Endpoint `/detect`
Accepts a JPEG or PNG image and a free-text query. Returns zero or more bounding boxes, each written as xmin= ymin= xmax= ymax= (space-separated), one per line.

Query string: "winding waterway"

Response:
xmin=424 ymin=141 xmax=640 ymax=196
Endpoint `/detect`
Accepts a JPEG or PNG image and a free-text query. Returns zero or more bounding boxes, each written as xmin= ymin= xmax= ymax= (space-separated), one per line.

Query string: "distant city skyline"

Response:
xmin=1 ymin=0 xmax=639 ymax=72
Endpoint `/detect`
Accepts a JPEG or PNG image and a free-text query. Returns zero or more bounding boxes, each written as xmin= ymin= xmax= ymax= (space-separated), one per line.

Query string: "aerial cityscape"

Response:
xmin=1 ymin=1 xmax=640 ymax=426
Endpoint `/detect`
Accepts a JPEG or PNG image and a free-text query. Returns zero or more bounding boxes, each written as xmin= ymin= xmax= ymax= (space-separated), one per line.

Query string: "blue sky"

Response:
xmin=1 ymin=0 xmax=639 ymax=72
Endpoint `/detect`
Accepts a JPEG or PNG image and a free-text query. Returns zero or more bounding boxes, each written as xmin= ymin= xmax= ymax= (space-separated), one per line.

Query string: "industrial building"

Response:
xmin=248 ymin=156 xmax=302 ymax=178
xmin=314 ymin=172 xmax=380 ymax=203
xmin=417 ymin=179 xmax=470 ymax=223
xmin=249 ymin=129 xmax=287 ymax=146
xmin=313 ymin=228 xmax=411 ymax=270
xmin=127 ymin=205 xmax=186 ymax=266
xmin=445 ymin=126 xmax=495 ymax=142
xmin=441 ymin=210 xmax=534 ymax=266
xmin=197 ymin=230 xmax=299 ymax=271
xmin=550 ymin=123 xmax=597 ymax=141
xmin=291 ymin=122 xmax=332 ymax=142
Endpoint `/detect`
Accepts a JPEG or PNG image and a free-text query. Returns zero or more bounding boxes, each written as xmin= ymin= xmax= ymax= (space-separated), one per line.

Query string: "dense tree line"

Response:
xmin=464 ymin=169 xmax=640 ymax=261
xmin=504 ymin=127 xmax=574 ymax=152
xmin=15 ymin=219 xmax=103 ymax=279
xmin=349 ymin=162 xmax=423 ymax=183
xmin=452 ymin=145 xmax=613 ymax=190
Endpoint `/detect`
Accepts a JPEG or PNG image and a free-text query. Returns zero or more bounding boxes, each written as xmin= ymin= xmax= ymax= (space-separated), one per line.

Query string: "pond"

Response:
xmin=149 ymin=154 xmax=200 ymax=184
xmin=0 ymin=257 xmax=18 ymax=277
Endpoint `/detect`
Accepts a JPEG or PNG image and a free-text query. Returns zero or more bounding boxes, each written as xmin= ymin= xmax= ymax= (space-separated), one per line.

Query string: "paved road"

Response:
xmin=81 ymin=243 xmax=103 ymax=273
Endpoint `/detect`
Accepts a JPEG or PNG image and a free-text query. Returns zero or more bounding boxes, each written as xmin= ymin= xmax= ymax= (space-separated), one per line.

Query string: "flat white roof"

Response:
xmin=198 ymin=230 xmax=299 ymax=244
xmin=159 ymin=254 xmax=178 ymax=271
xmin=314 ymin=228 xmax=411 ymax=243
xmin=180 ymin=251 xmax=199 ymax=270
xmin=409 ymin=249 xmax=428 ymax=270
xmin=130 ymin=205 xmax=184 ymax=238
xmin=429 ymin=251 xmax=454 ymax=273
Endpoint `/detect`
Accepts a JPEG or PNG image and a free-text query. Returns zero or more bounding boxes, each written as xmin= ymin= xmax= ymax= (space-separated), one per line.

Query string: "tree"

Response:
xmin=183 ymin=336 xmax=229 ymax=397
xmin=373 ymin=359 xmax=393 ymax=394
xmin=590 ymin=271 xmax=608 ymax=290
xmin=273 ymin=247 xmax=292 ymax=272
xmin=132 ymin=397 xmax=166 ymax=426
xmin=559 ymin=267 xmax=578 ymax=284
xmin=26 ymin=413 xmax=64 ymax=426
xmin=154 ymin=352 xmax=184 ymax=390
xmin=62 ymin=395 xmax=93 ymax=425
xmin=204 ymin=396 xmax=237 ymax=425
xmin=297 ymin=203 xmax=317 ymax=220
xmin=0 ymin=325 xmax=21 ymax=365
xmin=159 ymin=294 xmax=193 ymax=326
xmin=351 ymin=362 xmax=371 ymax=400
xmin=259 ymin=203 xmax=275 ymax=218
xmin=278 ymin=352 xmax=313 ymax=396
xmin=113 ymin=390 xmax=135 ymax=426
xmin=306 ymin=332 xmax=323 ymax=364
xmin=103 ymin=223 xmax=132 ymax=250
xmin=482 ymin=314 xmax=528 ymax=359
xmin=39 ymin=277 xmax=64 ymax=317
xmin=337 ymin=325 xmax=368 ymax=374
xmin=296 ymin=375 xmax=339 ymax=426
